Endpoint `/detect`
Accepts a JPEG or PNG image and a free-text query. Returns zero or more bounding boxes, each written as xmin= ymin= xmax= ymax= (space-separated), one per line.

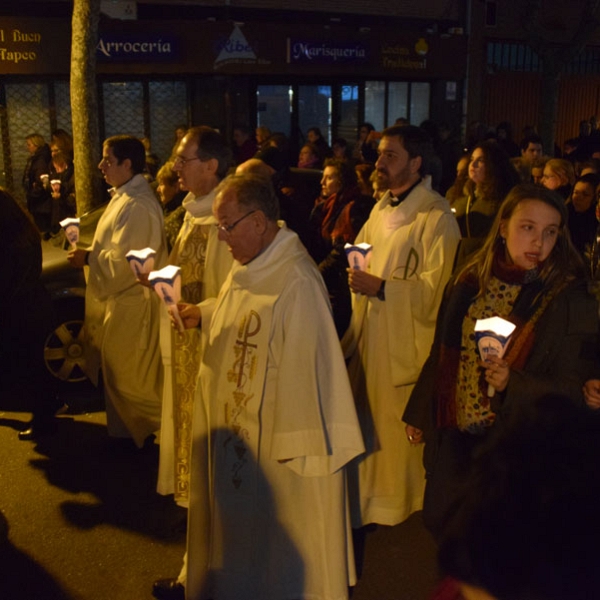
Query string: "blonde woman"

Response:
xmin=541 ymin=158 xmax=575 ymax=200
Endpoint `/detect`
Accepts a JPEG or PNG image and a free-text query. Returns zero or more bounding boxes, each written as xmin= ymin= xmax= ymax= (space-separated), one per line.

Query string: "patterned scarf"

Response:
xmin=435 ymin=251 xmax=561 ymax=429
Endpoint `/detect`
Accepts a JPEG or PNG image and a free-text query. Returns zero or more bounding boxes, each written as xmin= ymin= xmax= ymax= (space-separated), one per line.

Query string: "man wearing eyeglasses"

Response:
xmin=153 ymin=172 xmax=364 ymax=600
xmin=155 ymin=126 xmax=234 ymax=511
xmin=67 ymin=135 xmax=167 ymax=447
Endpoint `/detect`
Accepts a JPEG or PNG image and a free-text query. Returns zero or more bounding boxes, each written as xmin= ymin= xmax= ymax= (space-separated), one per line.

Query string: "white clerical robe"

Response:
xmin=157 ymin=189 xmax=233 ymax=504
xmin=343 ymin=182 xmax=460 ymax=527
xmin=84 ymin=174 xmax=167 ymax=447
xmin=185 ymin=226 xmax=365 ymax=600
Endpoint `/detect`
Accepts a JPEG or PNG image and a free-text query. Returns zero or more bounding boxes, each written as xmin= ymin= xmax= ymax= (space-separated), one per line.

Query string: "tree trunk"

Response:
xmin=70 ymin=0 xmax=103 ymax=215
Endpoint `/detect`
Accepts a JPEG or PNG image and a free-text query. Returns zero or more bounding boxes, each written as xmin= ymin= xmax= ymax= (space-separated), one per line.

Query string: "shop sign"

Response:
xmin=96 ymin=34 xmax=179 ymax=62
xmin=0 ymin=26 xmax=42 ymax=67
xmin=287 ymin=39 xmax=368 ymax=65
xmin=381 ymin=37 xmax=429 ymax=71
xmin=213 ymin=25 xmax=270 ymax=70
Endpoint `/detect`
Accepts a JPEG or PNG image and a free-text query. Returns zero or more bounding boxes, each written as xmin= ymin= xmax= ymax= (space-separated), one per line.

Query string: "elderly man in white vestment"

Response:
xmin=68 ymin=135 xmax=167 ymax=447
xmin=158 ymin=173 xmax=365 ymax=600
xmin=343 ymin=125 xmax=460 ymax=528
xmin=156 ymin=126 xmax=233 ymax=505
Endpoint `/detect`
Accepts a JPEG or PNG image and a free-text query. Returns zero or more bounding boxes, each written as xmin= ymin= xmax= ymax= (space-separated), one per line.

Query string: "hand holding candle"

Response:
xmin=60 ymin=217 xmax=80 ymax=248
xmin=474 ymin=317 xmax=516 ymax=397
xmin=148 ymin=265 xmax=185 ymax=333
xmin=344 ymin=242 xmax=373 ymax=271
xmin=50 ymin=179 xmax=61 ymax=198
xmin=125 ymin=248 xmax=156 ymax=279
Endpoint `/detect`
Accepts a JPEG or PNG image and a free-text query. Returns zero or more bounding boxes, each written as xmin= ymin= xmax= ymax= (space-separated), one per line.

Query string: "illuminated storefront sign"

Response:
xmin=287 ymin=39 xmax=369 ymax=65
xmin=96 ymin=34 xmax=179 ymax=61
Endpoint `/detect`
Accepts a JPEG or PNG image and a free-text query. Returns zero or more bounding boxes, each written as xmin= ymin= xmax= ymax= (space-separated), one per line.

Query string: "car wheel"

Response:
xmin=44 ymin=298 xmax=88 ymax=383
xmin=44 ymin=319 xmax=88 ymax=382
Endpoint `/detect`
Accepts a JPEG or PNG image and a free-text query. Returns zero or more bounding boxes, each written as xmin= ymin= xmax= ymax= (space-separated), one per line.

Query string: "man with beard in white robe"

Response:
xmin=68 ymin=135 xmax=167 ymax=447
xmin=343 ymin=125 xmax=460 ymax=528
xmin=154 ymin=173 xmax=364 ymax=600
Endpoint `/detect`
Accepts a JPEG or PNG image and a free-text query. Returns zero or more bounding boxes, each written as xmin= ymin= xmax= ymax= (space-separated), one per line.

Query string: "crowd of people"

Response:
xmin=5 ymin=114 xmax=600 ymax=600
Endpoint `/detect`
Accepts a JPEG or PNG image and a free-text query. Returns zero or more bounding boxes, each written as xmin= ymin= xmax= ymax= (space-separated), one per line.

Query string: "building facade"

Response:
xmin=0 ymin=2 xmax=467 ymax=200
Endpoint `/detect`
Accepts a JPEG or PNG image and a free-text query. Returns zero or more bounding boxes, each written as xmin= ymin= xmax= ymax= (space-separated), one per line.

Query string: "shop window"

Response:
xmin=102 ymin=81 xmax=144 ymax=139
xmin=388 ymin=82 xmax=409 ymax=125
xmin=365 ymin=81 xmax=428 ymax=130
xmin=256 ymin=85 xmax=293 ymax=137
xmin=54 ymin=82 xmax=73 ymax=136
xmin=337 ymin=84 xmax=359 ymax=146
xmin=4 ymin=82 xmax=50 ymax=203
xmin=365 ymin=81 xmax=386 ymax=131
xmin=410 ymin=82 xmax=431 ymax=127
xmin=149 ymin=81 xmax=188 ymax=164
xmin=298 ymin=85 xmax=332 ymax=144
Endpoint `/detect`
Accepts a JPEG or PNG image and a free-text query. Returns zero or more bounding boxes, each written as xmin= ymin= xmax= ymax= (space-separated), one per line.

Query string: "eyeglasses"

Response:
xmin=173 ymin=155 xmax=202 ymax=167
xmin=215 ymin=210 xmax=256 ymax=235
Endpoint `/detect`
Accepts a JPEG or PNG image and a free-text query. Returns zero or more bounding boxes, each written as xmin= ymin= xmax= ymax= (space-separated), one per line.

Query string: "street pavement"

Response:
xmin=0 ymin=389 xmax=439 ymax=600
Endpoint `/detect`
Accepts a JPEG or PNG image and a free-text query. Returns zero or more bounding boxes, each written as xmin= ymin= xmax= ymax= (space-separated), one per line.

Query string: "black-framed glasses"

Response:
xmin=215 ymin=210 xmax=256 ymax=235
xmin=173 ymin=155 xmax=202 ymax=167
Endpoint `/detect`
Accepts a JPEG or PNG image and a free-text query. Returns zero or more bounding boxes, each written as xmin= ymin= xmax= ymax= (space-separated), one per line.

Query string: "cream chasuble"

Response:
xmin=185 ymin=227 xmax=365 ymax=600
xmin=343 ymin=182 xmax=460 ymax=527
xmin=157 ymin=190 xmax=233 ymax=505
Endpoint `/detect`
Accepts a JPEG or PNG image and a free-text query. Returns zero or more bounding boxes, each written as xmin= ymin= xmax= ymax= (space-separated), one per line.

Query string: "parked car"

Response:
xmin=41 ymin=202 xmax=107 ymax=387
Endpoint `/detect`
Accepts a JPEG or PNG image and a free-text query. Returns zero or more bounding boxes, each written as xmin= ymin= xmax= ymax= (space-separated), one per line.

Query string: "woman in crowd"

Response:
xmin=353 ymin=122 xmax=379 ymax=164
xmin=307 ymin=158 xmax=374 ymax=337
xmin=22 ymin=133 xmax=52 ymax=232
xmin=355 ymin=163 xmax=375 ymax=197
xmin=306 ymin=126 xmax=332 ymax=162
xmin=155 ymin=161 xmax=187 ymax=253
xmin=332 ymin=137 xmax=352 ymax=161
xmin=403 ymin=183 xmax=599 ymax=539
xmin=445 ymin=154 xmax=470 ymax=207
xmin=47 ymin=140 xmax=76 ymax=235
xmin=255 ymin=125 xmax=272 ymax=150
xmin=51 ymin=128 xmax=74 ymax=162
xmin=530 ymin=157 xmax=547 ymax=185
xmin=541 ymin=158 xmax=575 ymax=200
xmin=0 ymin=188 xmax=62 ymax=440
xmin=566 ymin=173 xmax=600 ymax=257
xmin=579 ymin=157 xmax=600 ymax=177
xmin=452 ymin=140 xmax=520 ymax=266
xmin=297 ymin=142 xmax=322 ymax=169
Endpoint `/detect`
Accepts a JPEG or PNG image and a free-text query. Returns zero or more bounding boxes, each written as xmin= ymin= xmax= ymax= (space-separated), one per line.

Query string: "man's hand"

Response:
xmin=583 ymin=379 xmax=600 ymax=410
xmin=178 ymin=303 xmax=201 ymax=329
xmin=67 ymin=248 xmax=88 ymax=269
xmin=137 ymin=272 xmax=153 ymax=289
xmin=347 ymin=268 xmax=383 ymax=297
xmin=405 ymin=425 xmax=424 ymax=445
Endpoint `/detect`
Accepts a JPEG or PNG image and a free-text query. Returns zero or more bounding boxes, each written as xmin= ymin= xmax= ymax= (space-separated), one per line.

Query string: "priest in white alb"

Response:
xmin=68 ymin=135 xmax=167 ymax=448
xmin=343 ymin=125 xmax=460 ymax=528
xmin=164 ymin=172 xmax=365 ymax=600
xmin=156 ymin=126 xmax=233 ymax=505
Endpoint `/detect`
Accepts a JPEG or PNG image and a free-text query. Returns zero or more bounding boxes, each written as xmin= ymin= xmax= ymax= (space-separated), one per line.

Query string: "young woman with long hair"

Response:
xmin=403 ymin=183 xmax=600 ymax=538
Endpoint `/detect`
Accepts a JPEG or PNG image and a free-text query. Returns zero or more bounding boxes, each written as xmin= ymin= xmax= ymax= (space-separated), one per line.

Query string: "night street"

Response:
xmin=0 ymin=389 xmax=439 ymax=600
